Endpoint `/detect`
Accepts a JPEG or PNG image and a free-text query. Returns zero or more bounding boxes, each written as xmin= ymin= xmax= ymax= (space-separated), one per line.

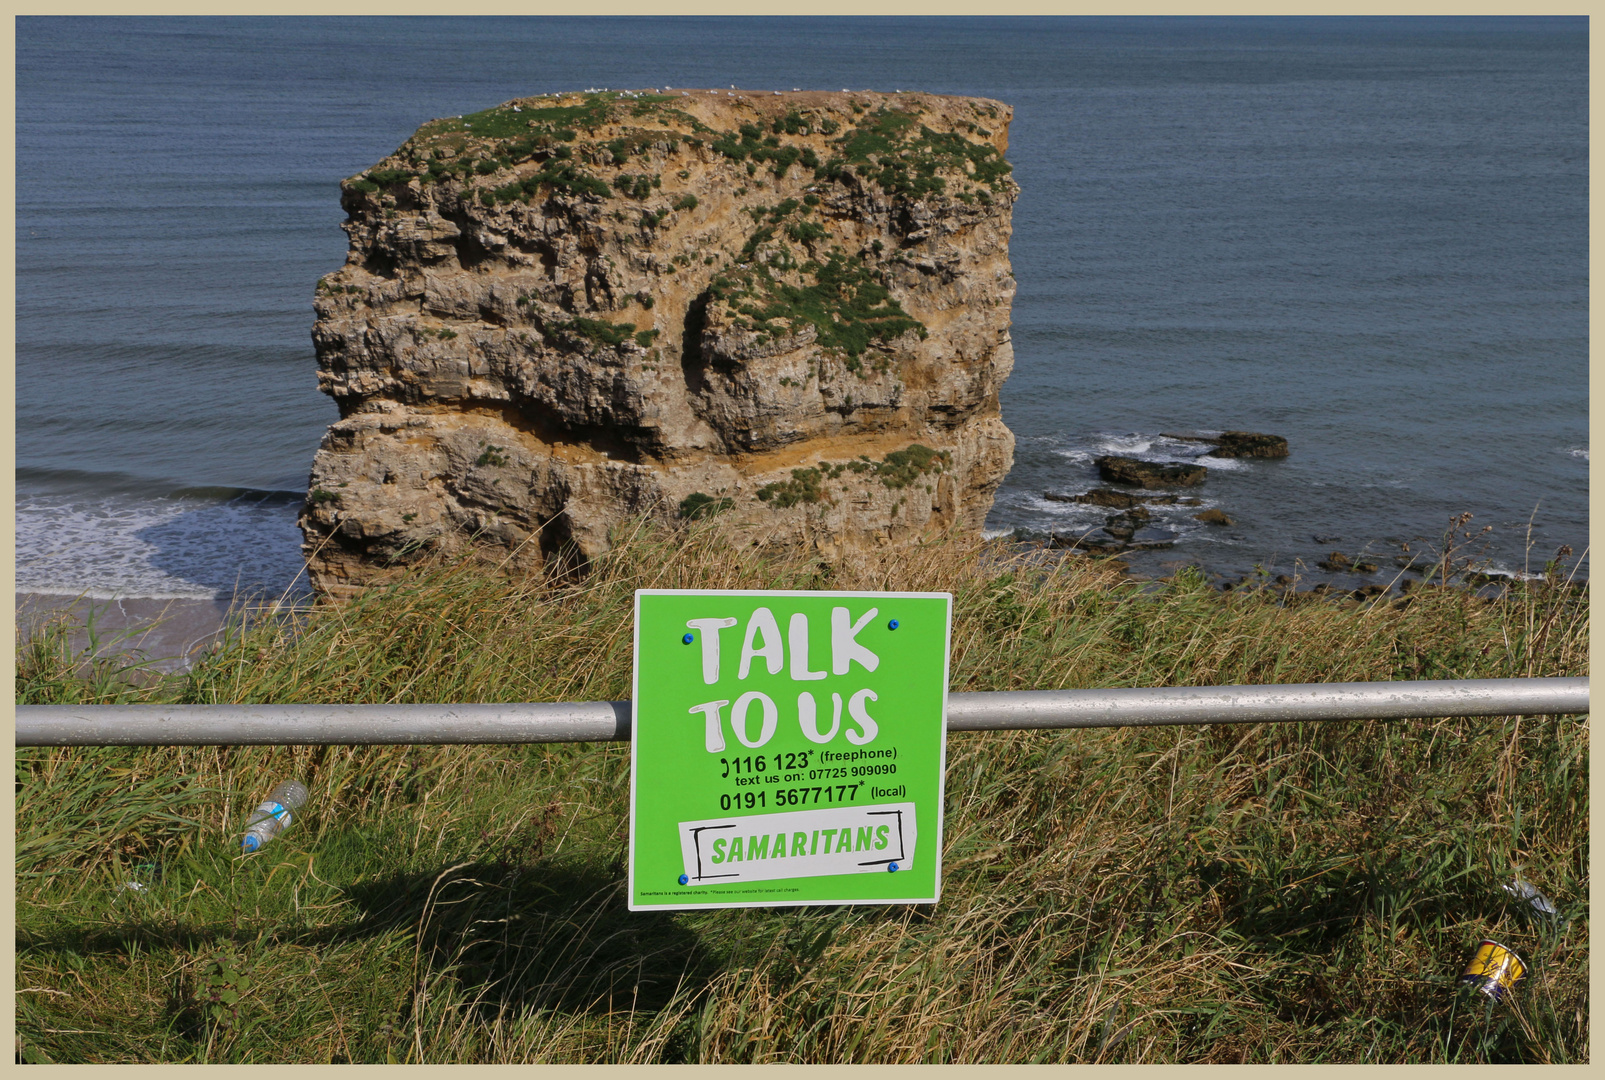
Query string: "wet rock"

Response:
xmin=1094 ymin=455 xmax=1206 ymax=489
xmin=1046 ymin=487 xmax=1180 ymax=509
xmin=1057 ymin=550 xmax=1132 ymax=573
xmin=1129 ymin=525 xmax=1176 ymax=545
xmin=1102 ymin=507 xmax=1151 ymax=541
xmin=1049 ymin=532 xmax=1174 ymax=554
xmin=1206 ymin=431 xmax=1289 ymax=459
xmin=1193 ymin=508 xmax=1233 ymax=526
xmin=1161 ymin=430 xmax=1288 ymax=458
xmin=1317 ymin=551 xmax=1378 ymax=573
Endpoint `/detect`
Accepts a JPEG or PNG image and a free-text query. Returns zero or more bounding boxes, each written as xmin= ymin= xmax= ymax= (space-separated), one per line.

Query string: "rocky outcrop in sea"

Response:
xmin=301 ymin=89 xmax=1019 ymax=596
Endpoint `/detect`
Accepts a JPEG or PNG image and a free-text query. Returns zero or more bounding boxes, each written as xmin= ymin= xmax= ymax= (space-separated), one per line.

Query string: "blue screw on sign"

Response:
xmin=682 ymin=632 xmax=694 ymax=644
xmin=678 ymin=874 xmax=689 ymax=885
xmin=888 ymin=619 xmax=899 ymax=630
xmin=887 ymin=862 xmax=899 ymax=872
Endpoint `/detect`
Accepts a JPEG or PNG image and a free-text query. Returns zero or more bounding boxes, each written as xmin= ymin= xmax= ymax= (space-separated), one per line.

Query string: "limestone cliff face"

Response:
xmin=301 ymin=88 xmax=1017 ymax=596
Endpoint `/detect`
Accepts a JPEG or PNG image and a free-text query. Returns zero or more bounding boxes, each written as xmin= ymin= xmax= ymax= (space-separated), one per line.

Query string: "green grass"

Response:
xmin=481 ymin=160 xmax=611 ymax=204
xmin=347 ymin=92 xmax=1006 ymax=226
xmin=14 ymin=524 xmax=1588 ymax=1063
xmin=709 ymin=128 xmax=818 ymax=180
xmin=540 ymin=316 xmax=637 ymax=350
xmin=874 ymin=444 xmax=949 ymax=489
xmin=815 ymin=108 xmax=1013 ymax=201
xmin=348 ymin=92 xmax=641 ymax=198
xmin=712 ymin=244 xmax=926 ymax=360
xmin=678 ymin=493 xmax=734 ymax=521
xmin=753 ymin=447 xmax=948 ymax=503
xmin=755 ymin=468 xmax=826 ymax=508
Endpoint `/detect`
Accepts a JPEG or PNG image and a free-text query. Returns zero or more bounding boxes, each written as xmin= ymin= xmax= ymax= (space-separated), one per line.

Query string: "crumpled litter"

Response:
xmin=121 ymin=881 xmax=147 ymax=892
xmin=1503 ymin=875 xmax=1563 ymax=923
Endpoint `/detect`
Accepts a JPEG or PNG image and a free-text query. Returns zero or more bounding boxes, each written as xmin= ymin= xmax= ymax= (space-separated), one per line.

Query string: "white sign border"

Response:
xmin=628 ymin=589 xmax=952 ymax=911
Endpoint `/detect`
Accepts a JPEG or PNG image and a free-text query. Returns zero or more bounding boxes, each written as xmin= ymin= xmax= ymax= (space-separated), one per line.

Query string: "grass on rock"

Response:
xmin=14 ymin=522 xmax=1588 ymax=1064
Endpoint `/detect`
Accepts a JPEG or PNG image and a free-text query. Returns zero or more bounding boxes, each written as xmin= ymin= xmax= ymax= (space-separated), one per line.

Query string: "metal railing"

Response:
xmin=14 ymin=677 xmax=1587 ymax=746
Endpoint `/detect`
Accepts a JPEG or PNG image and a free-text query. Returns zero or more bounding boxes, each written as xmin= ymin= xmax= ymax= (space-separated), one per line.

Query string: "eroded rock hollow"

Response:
xmin=301 ymin=88 xmax=1018 ymax=596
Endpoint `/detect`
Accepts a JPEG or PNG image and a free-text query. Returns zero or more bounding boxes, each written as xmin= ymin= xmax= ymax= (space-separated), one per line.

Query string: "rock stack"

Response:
xmin=300 ymin=89 xmax=1020 ymax=596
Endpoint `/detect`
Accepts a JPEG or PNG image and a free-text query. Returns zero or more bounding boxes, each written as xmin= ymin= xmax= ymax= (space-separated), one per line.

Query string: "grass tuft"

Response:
xmin=14 ymin=523 xmax=1588 ymax=1063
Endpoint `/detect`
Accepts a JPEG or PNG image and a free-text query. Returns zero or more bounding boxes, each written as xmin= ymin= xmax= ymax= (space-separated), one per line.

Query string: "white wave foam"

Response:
xmin=16 ymin=489 xmax=310 ymax=600
xmin=1026 ymin=494 xmax=1104 ymax=517
xmin=1564 ymin=446 xmax=1588 ymax=460
xmin=1097 ymin=434 xmax=1153 ymax=456
xmin=20 ymin=586 xmax=229 ymax=602
xmin=1472 ymin=565 xmax=1547 ymax=583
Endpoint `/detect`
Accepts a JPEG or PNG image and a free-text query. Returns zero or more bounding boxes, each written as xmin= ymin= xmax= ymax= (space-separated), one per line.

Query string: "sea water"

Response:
xmin=16 ymin=16 xmax=1587 ymax=600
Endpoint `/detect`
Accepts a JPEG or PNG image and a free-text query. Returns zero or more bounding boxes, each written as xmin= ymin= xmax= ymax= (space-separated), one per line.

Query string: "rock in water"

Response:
xmin=1206 ymin=432 xmax=1289 ymax=459
xmin=1044 ymin=488 xmax=1182 ymax=509
xmin=1318 ymin=551 xmax=1378 ymax=573
xmin=1094 ymin=455 xmax=1207 ymax=489
xmin=1101 ymin=506 xmax=1150 ymax=541
xmin=299 ymin=89 xmax=1019 ymax=596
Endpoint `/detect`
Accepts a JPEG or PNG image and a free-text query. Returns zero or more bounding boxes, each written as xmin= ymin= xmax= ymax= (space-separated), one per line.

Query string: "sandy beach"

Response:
xmin=17 ymin=592 xmax=240 ymax=673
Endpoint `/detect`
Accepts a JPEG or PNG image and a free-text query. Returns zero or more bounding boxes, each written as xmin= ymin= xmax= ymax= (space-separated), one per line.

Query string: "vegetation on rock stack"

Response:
xmin=307 ymin=88 xmax=1018 ymax=597
xmin=711 ymin=232 xmax=927 ymax=359
xmin=818 ymin=104 xmax=1013 ymax=202
xmin=345 ymin=95 xmax=627 ymax=196
xmin=754 ymin=446 xmax=952 ymax=510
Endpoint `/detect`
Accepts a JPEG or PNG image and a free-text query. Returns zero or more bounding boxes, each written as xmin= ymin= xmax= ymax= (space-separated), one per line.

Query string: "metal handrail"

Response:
xmin=14 ymin=677 xmax=1587 ymax=746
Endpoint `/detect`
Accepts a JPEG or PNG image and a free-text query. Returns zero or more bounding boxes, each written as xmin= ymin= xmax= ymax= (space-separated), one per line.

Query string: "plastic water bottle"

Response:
xmin=240 ymin=780 xmax=308 ymax=853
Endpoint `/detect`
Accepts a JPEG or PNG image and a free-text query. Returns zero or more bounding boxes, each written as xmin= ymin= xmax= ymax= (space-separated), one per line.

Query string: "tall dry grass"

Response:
xmin=15 ymin=521 xmax=1588 ymax=1063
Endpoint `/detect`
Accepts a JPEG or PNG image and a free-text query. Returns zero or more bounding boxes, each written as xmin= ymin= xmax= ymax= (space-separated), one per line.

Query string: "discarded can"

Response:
xmin=1460 ymin=939 xmax=1525 ymax=1002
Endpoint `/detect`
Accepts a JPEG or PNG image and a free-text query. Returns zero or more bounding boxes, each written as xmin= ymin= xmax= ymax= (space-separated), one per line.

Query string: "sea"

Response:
xmin=16 ymin=16 xmax=1589 ymax=604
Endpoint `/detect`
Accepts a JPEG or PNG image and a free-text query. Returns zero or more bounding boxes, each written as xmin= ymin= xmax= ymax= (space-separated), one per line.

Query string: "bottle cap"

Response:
xmin=241 ymin=834 xmax=260 ymax=853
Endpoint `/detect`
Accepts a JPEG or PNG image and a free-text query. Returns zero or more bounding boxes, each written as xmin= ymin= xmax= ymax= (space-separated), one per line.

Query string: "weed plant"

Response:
xmin=814 ymin=107 xmax=1012 ymax=201
xmin=711 ymin=247 xmax=925 ymax=359
xmin=14 ymin=523 xmax=1588 ymax=1063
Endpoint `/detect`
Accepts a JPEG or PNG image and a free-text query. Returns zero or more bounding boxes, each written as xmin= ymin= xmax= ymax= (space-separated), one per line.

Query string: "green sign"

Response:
xmin=629 ymin=590 xmax=951 ymax=910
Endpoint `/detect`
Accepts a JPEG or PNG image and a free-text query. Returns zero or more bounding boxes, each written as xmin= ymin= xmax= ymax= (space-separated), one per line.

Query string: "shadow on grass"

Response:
xmin=19 ymin=857 xmax=721 ymax=1059
xmin=332 ymin=859 xmax=718 ymax=1021
xmin=1187 ymin=852 xmax=1538 ymax=1062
